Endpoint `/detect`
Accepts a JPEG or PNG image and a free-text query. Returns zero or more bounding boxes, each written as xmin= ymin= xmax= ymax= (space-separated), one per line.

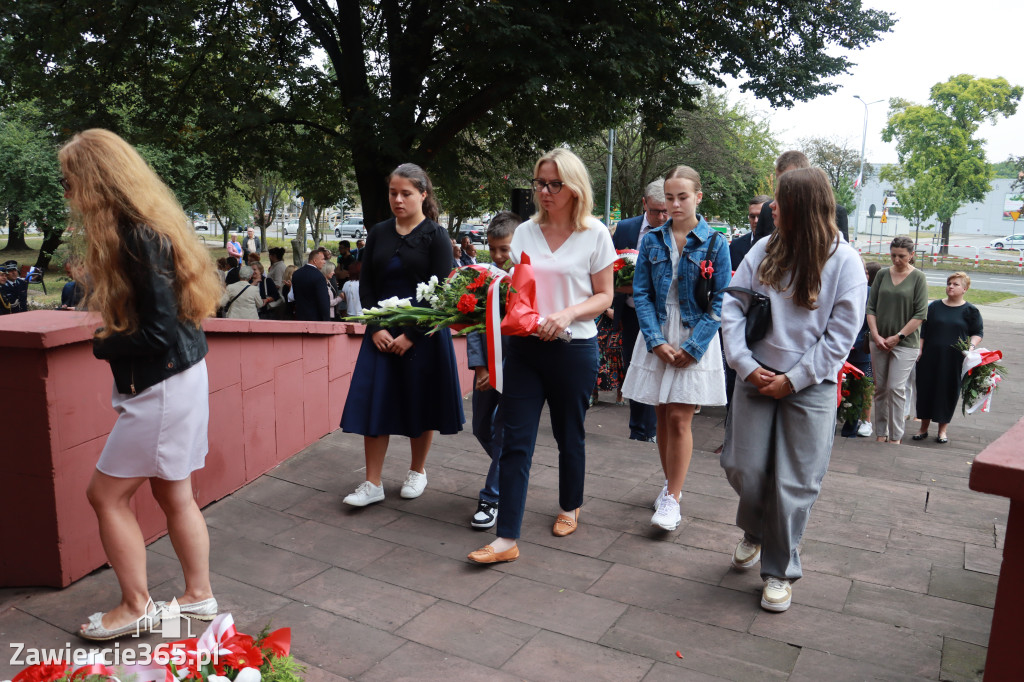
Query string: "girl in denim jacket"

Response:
xmin=622 ymin=165 xmax=731 ymax=531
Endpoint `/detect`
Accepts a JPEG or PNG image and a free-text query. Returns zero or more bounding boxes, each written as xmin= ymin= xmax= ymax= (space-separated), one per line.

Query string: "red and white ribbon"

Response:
xmin=445 ymin=264 xmax=510 ymax=393
xmin=961 ymin=347 xmax=1004 ymax=414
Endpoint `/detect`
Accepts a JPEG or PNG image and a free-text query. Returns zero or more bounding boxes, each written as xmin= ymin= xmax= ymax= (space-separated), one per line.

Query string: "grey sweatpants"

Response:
xmin=720 ymin=380 xmax=836 ymax=581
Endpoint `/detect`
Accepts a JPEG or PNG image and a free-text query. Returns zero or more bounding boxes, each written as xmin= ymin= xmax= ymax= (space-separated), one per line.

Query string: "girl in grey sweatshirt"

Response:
xmin=719 ymin=168 xmax=866 ymax=613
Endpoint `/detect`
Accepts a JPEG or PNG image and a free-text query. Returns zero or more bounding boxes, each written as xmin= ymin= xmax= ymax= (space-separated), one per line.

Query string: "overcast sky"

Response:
xmin=729 ymin=0 xmax=1024 ymax=166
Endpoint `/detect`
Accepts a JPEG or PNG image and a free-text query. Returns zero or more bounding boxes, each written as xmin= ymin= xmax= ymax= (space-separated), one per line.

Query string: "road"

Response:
xmin=855 ymin=233 xmax=1024 ymax=263
xmin=918 ymin=268 xmax=1024 ymax=296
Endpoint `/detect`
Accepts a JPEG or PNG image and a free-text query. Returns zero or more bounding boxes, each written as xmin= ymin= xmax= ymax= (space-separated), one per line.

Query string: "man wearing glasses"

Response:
xmin=611 ymin=179 xmax=667 ymax=442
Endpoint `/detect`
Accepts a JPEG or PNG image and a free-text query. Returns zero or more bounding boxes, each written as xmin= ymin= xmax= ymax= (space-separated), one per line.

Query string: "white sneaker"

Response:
xmin=732 ymin=538 xmax=761 ymax=569
xmin=651 ymin=495 xmax=682 ymax=531
xmin=400 ymin=469 xmax=428 ymax=499
xmin=761 ymin=577 xmax=792 ymax=612
xmin=343 ymin=481 xmax=384 ymax=507
xmin=857 ymin=420 xmax=874 ymax=437
xmin=653 ymin=480 xmax=668 ymax=511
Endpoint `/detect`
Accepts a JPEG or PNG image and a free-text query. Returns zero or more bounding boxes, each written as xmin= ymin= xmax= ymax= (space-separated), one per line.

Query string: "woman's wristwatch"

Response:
xmin=897 ymin=332 xmax=907 ymax=341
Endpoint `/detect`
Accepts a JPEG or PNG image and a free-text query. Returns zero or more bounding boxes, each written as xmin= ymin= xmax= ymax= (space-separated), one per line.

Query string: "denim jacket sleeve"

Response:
xmin=633 ymin=233 xmax=668 ymax=351
xmin=680 ymin=233 xmax=732 ymax=362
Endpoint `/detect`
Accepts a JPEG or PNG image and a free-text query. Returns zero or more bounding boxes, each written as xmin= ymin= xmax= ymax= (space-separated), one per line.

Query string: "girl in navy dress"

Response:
xmin=340 ymin=164 xmax=464 ymax=506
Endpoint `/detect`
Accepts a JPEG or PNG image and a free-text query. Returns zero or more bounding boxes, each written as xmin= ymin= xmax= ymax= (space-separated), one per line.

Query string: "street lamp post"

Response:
xmin=854 ymin=95 xmax=884 ymax=246
xmin=604 ymin=128 xmax=615 ymax=226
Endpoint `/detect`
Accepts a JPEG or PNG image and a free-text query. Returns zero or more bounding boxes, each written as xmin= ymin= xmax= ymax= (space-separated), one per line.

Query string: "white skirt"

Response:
xmin=97 ymin=360 xmax=210 ymax=480
xmin=621 ymin=298 xmax=727 ymax=407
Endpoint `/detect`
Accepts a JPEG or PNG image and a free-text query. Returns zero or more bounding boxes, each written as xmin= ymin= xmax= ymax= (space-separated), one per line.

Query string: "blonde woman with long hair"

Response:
xmin=469 ymin=148 xmax=615 ymax=564
xmin=721 ymin=168 xmax=866 ymax=612
xmin=60 ymin=129 xmax=223 ymax=640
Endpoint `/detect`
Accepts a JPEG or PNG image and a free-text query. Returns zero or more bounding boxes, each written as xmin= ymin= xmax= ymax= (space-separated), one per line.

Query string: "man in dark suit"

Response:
xmin=752 ymin=150 xmax=849 ymax=245
xmin=612 ymin=178 xmax=666 ymax=442
xmin=289 ymin=249 xmax=331 ymax=321
xmin=729 ymin=195 xmax=772 ymax=271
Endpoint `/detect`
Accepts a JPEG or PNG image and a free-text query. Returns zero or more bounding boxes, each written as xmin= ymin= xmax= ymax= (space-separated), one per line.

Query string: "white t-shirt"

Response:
xmin=342 ymin=280 xmax=362 ymax=316
xmin=510 ymin=217 xmax=616 ymax=339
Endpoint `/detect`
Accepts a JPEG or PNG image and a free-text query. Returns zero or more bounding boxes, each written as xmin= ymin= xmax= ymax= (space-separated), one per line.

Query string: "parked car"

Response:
xmin=457 ymin=223 xmax=487 ymax=245
xmin=334 ymin=216 xmax=364 ymax=239
xmin=988 ymin=234 xmax=1024 ymax=250
xmin=281 ymin=220 xmax=300 ymax=236
xmin=193 ymin=222 xmax=209 ymax=232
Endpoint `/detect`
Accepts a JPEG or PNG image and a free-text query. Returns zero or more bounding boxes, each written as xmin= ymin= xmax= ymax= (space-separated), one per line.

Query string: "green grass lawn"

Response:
xmin=927 ymin=286 xmax=1016 ymax=305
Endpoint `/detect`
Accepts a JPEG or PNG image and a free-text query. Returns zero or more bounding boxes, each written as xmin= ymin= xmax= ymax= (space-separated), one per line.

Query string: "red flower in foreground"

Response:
xmin=466 ymin=271 xmax=488 ymax=291
xmin=223 ymin=645 xmax=265 ymax=671
xmin=457 ymin=294 xmax=478 ymax=314
xmin=613 ymin=259 xmax=626 ymax=272
xmin=13 ymin=663 xmax=70 ymax=682
xmin=841 ymin=389 xmax=851 ymax=397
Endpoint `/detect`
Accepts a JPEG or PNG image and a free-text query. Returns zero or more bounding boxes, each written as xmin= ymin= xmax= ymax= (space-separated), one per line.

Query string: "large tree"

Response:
xmin=881 ymin=75 xmax=1022 ymax=252
xmin=0 ymin=102 xmax=66 ymax=263
xmin=2 ymin=1 xmax=894 ymax=228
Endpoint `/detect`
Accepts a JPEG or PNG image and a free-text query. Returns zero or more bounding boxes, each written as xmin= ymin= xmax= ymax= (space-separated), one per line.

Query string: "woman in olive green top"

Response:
xmin=866 ymin=236 xmax=928 ymax=444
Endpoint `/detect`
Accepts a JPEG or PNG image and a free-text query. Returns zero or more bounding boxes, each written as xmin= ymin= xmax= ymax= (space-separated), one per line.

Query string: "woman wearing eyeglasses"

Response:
xmin=468 ymin=148 xmax=615 ymax=564
xmin=60 ymin=129 xmax=223 ymax=639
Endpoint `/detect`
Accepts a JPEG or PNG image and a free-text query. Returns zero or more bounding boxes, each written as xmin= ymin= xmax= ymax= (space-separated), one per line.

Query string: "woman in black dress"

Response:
xmin=912 ymin=272 xmax=983 ymax=444
xmin=340 ymin=163 xmax=464 ymax=506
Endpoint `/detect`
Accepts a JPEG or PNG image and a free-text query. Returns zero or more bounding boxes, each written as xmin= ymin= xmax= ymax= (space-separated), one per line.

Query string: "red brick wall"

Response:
xmin=0 ymin=311 xmax=473 ymax=587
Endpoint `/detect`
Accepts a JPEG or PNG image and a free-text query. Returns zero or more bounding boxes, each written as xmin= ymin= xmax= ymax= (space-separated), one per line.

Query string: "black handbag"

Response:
xmin=721 ymin=286 xmax=772 ymax=345
xmin=694 ymin=232 xmax=724 ymax=313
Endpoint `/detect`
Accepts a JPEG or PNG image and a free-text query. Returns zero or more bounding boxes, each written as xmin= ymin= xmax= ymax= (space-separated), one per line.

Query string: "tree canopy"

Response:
xmin=578 ymin=91 xmax=778 ymax=226
xmin=798 ymin=135 xmax=870 ymax=213
xmin=2 ymin=1 xmax=895 ymax=229
xmin=881 ymin=74 xmax=1022 ymax=250
xmin=0 ymin=102 xmax=66 ymax=261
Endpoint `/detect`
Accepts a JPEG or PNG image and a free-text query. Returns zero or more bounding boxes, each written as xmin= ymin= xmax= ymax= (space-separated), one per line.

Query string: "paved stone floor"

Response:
xmin=3 ymin=315 xmax=1022 ymax=681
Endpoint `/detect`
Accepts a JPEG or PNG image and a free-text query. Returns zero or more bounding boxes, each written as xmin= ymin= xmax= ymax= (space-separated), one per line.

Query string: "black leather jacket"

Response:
xmin=92 ymin=224 xmax=208 ymax=395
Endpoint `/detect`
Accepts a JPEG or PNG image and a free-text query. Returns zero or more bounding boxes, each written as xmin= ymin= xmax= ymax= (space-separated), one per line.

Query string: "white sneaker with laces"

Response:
xmin=761 ymin=577 xmax=792 ymax=612
xmin=343 ymin=481 xmax=384 ymax=507
xmin=651 ymin=495 xmax=682 ymax=531
xmin=857 ymin=420 xmax=874 ymax=437
xmin=732 ymin=538 xmax=761 ymax=569
xmin=653 ymin=480 xmax=668 ymax=511
xmin=400 ymin=469 xmax=428 ymax=499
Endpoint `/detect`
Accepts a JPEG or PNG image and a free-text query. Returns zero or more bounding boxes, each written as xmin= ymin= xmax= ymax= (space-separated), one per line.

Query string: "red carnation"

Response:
xmin=613 ymin=259 xmax=625 ymax=272
xmin=841 ymin=389 xmax=851 ymax=397
xmin=457 ymin=294 xmax=478 ymax=314
xmin=13 ymin=663 xmax=70 ymax=682
xmin=466 ymin=271 xmax=488 ymax=291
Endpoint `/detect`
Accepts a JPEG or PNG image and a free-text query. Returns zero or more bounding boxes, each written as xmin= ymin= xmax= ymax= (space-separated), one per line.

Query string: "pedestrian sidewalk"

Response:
xmin=2 ymin=319 xmax=1022 ymax=681
xmin=974 ymin=298 xmax=1024 ymax=325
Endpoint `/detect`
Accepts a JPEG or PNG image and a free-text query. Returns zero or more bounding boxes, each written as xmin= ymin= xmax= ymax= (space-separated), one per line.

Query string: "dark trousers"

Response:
xmin=620 ymin=304 xmax=657 ymax=440
xmin=496 ymin=336 xmax=598 ymax=539
xmin=472 ymin=386 xmax=503 ymax=504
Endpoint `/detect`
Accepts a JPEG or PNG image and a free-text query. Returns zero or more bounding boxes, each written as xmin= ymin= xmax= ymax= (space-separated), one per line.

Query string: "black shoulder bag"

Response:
xmin=721 ymin=286 xmax=772 ymax=345
xmin=694 ymin=231 xmax=723 ymax=313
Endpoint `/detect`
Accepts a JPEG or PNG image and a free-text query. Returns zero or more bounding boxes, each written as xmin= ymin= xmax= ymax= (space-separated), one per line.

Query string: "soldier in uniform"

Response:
xmin=0 ymin=268 xmax=13 ymax=314
xmin=2 ymin=261 xmax=27 ymax=313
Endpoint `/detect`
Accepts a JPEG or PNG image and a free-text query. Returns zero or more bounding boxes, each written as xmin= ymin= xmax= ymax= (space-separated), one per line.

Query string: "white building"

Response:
xmin=851 ymin=176 xmax=1024 ymax=243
